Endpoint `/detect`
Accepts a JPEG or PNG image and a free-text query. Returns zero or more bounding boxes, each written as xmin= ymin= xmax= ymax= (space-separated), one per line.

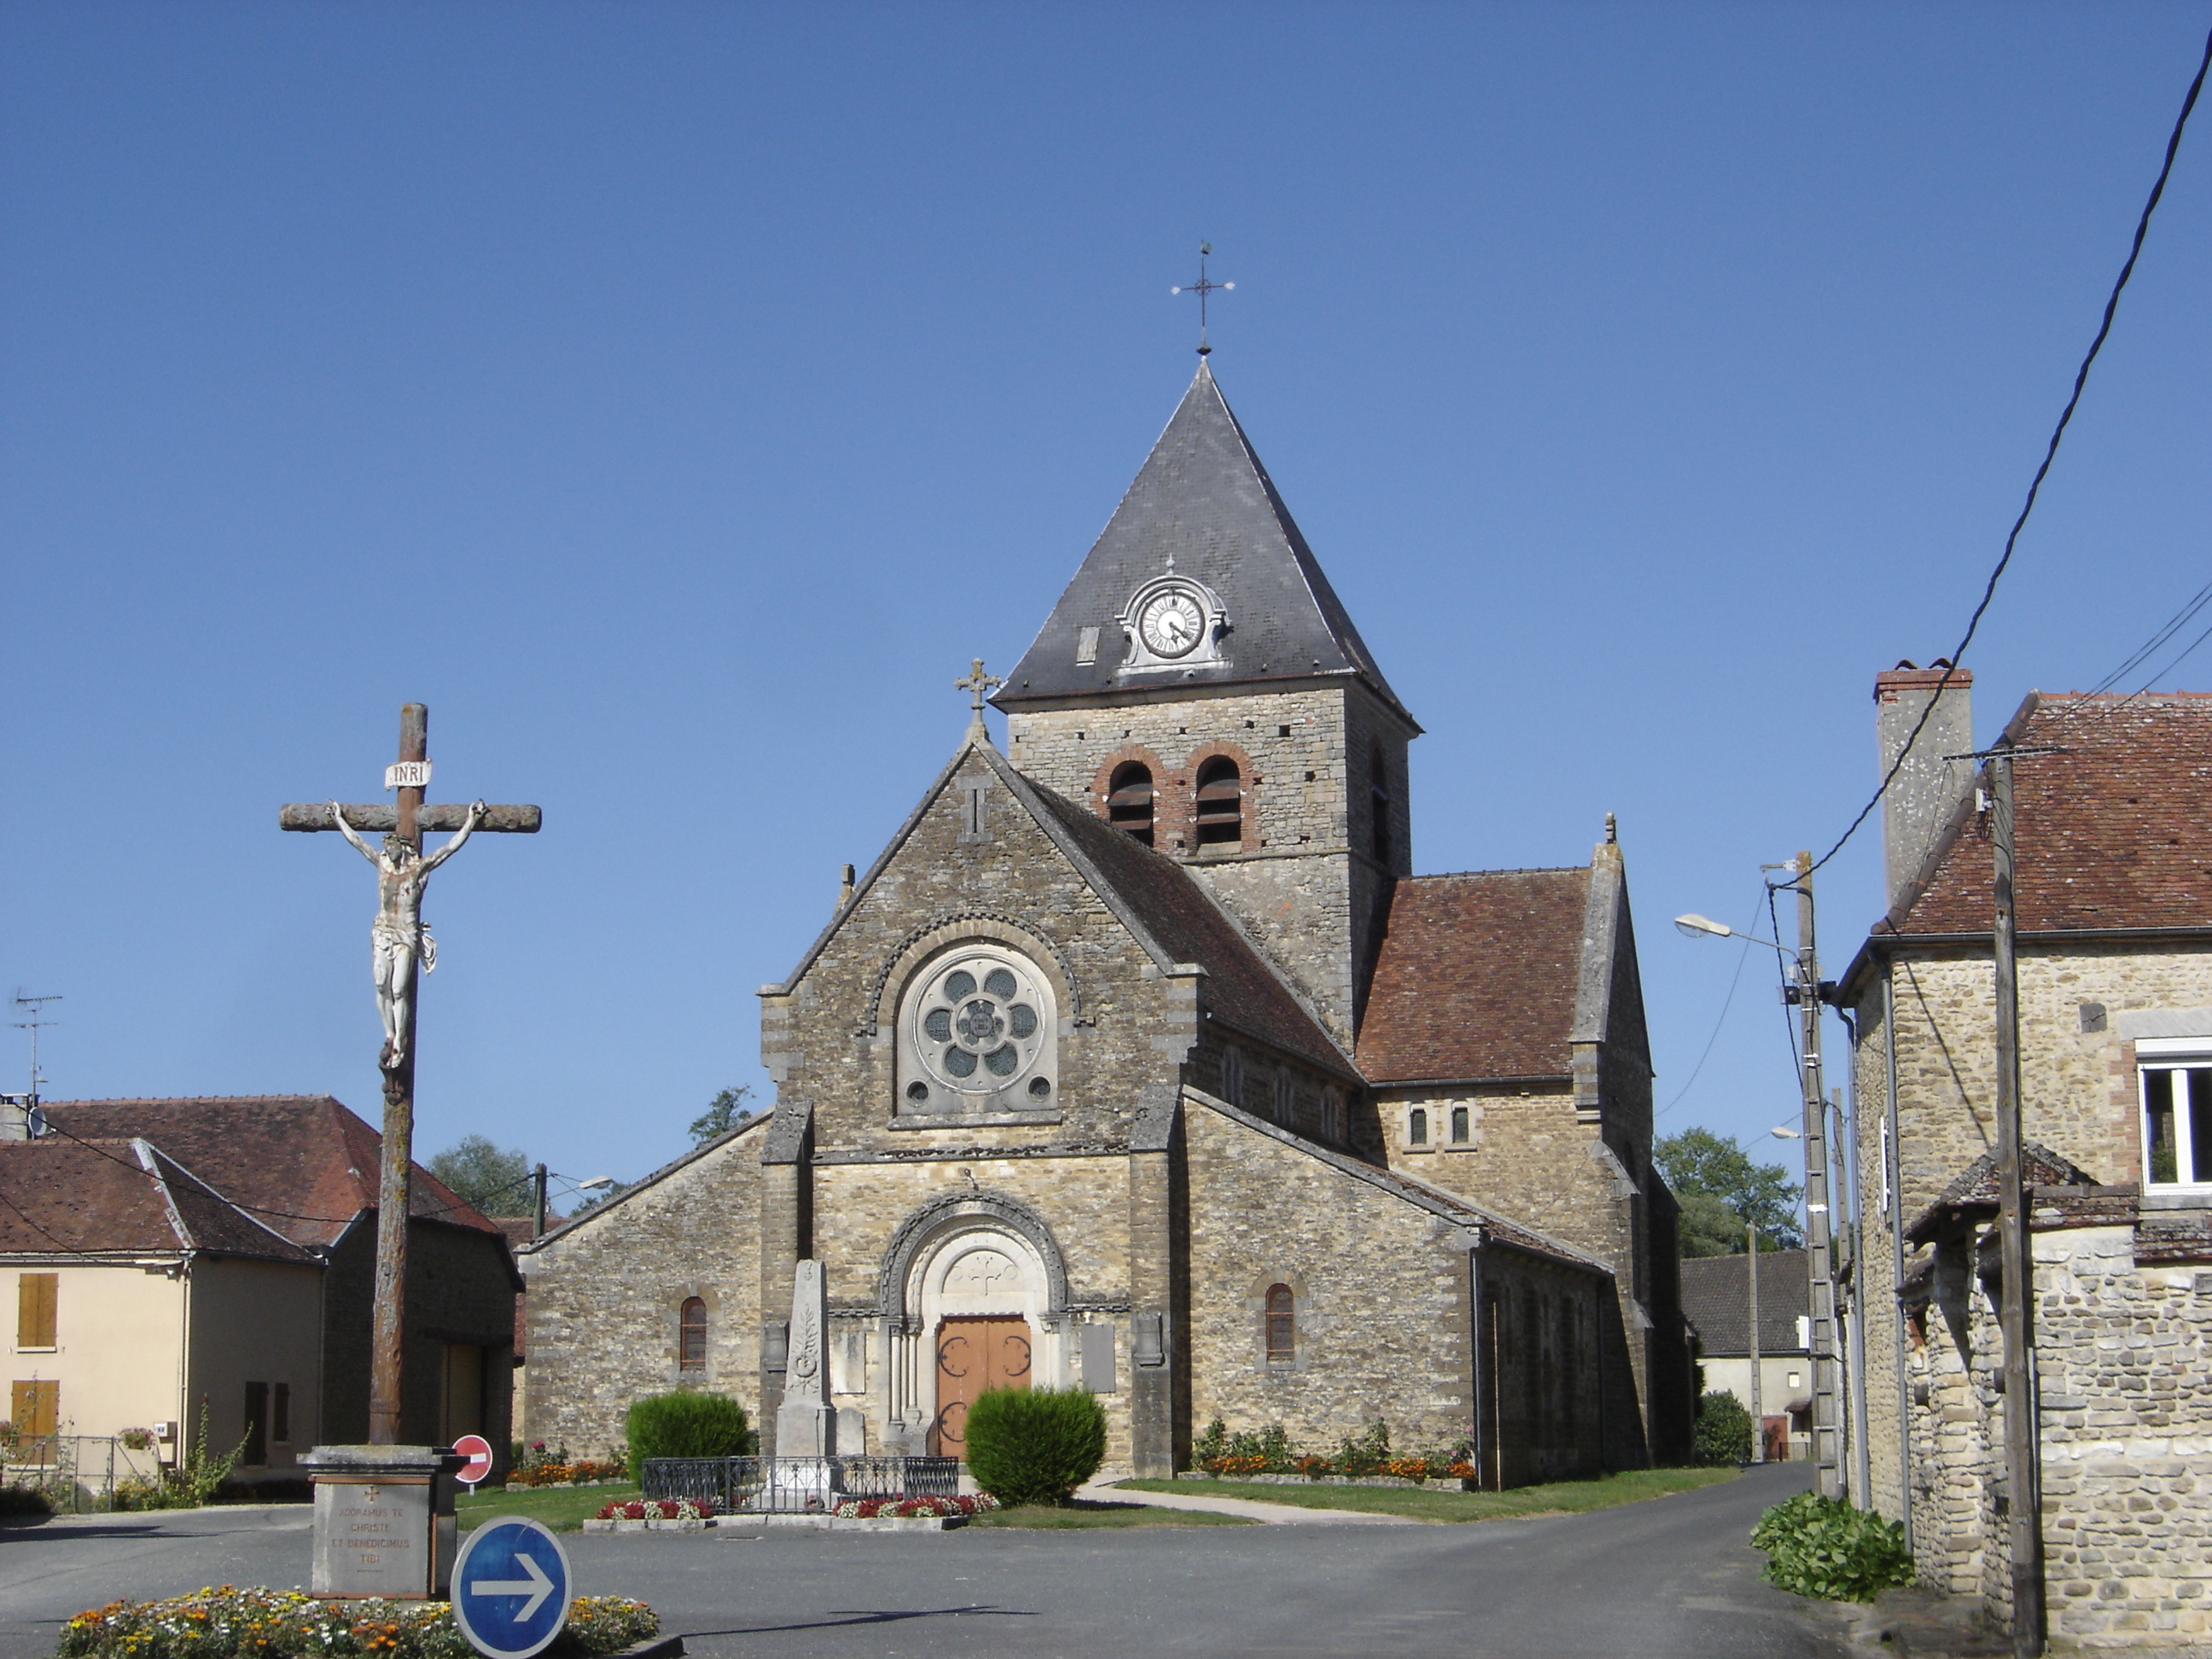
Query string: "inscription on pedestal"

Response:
xmin=303 ymin=1446 xmax=462 ymax=1600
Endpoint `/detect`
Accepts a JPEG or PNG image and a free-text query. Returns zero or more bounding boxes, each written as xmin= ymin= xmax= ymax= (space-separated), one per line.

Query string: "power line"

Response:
xmin=1657 ymin=887 xmax=1765 ymax=1119
xmin=1807 ymin=20 xmax=2212 ymax=878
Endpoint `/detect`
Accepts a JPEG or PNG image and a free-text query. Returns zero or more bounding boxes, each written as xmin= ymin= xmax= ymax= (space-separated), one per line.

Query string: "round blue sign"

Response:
xmin=452 ymin=1517 xmax=571 ymax=1659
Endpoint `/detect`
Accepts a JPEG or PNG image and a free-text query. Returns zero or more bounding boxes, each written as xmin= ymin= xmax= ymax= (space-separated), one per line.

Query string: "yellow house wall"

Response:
xmin=184 ymin=1257 xmax=326 ymax=1473
xmin=9 ymin=1262 xmax=187 ymax=1446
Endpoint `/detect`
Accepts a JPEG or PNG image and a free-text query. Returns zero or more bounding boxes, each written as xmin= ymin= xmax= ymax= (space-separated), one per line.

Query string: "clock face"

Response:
xmin=1139 ymin=590 xmax=1206 ymax=658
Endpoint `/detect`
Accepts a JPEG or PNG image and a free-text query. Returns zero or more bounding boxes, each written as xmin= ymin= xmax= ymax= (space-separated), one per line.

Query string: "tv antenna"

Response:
xmin=11 ymin=992 xmax=61 ymax=1102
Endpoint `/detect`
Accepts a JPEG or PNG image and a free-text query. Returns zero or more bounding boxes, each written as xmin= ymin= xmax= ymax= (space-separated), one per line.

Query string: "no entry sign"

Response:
xmin=452 ymin=1435 xmax=494 ymax=1489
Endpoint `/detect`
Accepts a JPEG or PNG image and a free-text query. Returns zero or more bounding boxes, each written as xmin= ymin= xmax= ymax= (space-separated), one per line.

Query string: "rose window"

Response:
xmin=902 ymin=949 xmax=1055 ymax=1105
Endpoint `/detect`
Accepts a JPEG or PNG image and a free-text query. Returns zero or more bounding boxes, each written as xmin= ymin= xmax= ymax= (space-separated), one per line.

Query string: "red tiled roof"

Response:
xmin=1893 ymin=693 xmax=2212 ymax=935
xmin=38 ymin=1096 xmax=502 ymax=1249
xmin=0 ymin=1138 xmax=316 ymax=1263
xmin=1356 ymin=869 xmax=1589 ymax=1083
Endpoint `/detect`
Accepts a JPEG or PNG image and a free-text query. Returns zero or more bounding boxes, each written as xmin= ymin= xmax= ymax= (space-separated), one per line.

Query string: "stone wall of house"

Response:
xmin=520 ymin=1123 xmax=766 ymax=1458
xmin=1853 ymin=940 xmax=2212 ymax=1647
xmin=1181 ymin=1096 xmax=1604 ymax=1482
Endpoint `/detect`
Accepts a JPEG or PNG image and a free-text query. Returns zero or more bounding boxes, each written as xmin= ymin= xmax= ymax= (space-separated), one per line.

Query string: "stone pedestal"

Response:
xmin=302 ymin=1445 xmax=464 ymax=1599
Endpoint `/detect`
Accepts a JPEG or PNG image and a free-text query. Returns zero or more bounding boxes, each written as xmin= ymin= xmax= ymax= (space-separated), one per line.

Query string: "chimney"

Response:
xmin=1873 ymin=661 xmax=1974 ymax=911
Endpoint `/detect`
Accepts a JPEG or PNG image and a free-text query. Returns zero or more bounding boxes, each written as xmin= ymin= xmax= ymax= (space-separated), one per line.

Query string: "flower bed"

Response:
xmin=509 ymin=1460 xmax=628 ymax=1489
xmin=60 ymin=1587 xmax=656 ymax=1659
xmin=830 ymin=1493 xmax=996 ymax=1520
xmin=595 ymin=1499 xmax=715 ymax=1522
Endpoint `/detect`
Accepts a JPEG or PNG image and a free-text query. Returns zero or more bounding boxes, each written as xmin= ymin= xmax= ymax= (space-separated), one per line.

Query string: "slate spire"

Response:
xmin=995 ymin=364 xmax=1413 ymax=726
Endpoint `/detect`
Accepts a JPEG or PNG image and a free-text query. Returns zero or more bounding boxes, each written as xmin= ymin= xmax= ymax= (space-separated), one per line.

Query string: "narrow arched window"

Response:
xmin=1408 ymin=1107 xmax=1429 ymax=1145
xmin=1370 ymin=743 xmax=1392 ymax=864
xmin=679 ymin=1297 xmax=707 ymax=1372
xmin=1108 ymin=762 xmax=1155 ymax=847
xmin=1194 ymin=756 xmax=1243 ymax=846
xmin=1265 ymin=1284 xmax=1295 ymax=1365
xmin=1451 ymin=1105 xmax=1470 ymax=1144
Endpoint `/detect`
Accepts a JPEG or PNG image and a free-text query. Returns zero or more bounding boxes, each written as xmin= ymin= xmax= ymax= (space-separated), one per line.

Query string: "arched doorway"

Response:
xmin=911 ymin=1229 xmax=1045 ymax=1457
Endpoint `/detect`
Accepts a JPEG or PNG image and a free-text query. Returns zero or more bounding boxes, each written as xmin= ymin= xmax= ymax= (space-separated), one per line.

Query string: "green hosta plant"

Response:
xmin=1750 ymin=1490 xmax=1916 ymax=1601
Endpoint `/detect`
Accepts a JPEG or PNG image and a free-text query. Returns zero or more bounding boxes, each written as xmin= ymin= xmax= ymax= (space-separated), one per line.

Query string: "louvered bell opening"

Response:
xmin=1195 ymin=758 xmax=1243 ymax=845
xmin=1108 ymin=763 xmax=1155 ymax=847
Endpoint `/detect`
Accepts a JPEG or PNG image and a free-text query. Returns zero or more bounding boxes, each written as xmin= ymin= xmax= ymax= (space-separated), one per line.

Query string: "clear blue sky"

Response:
xmin=6 ymin=3 xmax=2209 ymax=1213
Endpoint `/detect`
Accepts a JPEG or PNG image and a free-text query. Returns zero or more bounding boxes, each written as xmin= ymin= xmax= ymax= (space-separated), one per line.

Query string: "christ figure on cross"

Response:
xmin=331 ymin=798 xmax=487 ymax=1071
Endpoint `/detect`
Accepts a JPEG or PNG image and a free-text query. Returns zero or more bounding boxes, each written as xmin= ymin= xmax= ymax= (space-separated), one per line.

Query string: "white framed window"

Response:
xmin=2138 ymin=1039 xmax=2212 ymax=1190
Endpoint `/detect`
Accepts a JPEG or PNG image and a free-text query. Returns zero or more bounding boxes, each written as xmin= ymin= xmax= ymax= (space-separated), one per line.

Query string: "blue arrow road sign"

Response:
xmin=452 ymin=1517 xmax=571 ymax=1659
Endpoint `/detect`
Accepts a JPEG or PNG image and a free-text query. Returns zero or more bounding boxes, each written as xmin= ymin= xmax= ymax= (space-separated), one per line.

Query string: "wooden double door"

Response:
xmin=930 ymin=1315 xmax=1030 ymax=1457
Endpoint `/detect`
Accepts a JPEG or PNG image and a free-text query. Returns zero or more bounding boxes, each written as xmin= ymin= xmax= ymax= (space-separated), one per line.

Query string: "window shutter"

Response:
xmin=17 ymin=1273 xmax=56 ymax=1348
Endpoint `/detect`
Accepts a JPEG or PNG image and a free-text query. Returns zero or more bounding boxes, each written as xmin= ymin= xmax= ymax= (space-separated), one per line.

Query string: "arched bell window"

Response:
xmin=1108 ymin=762 xmax=1155 ymax=847
xmin=1194 ymin=756 xmax=1243 ymax=847
xmin=1265 ymin=1284 xmax=1295 ymax=1366
xmin=679 ymin=1297 xmax=707 ymax=1373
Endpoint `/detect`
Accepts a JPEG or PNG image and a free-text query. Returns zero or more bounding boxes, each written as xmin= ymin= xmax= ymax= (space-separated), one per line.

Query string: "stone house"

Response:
xmin=1 ymin=1135 xmax=322 ymax=1487
xmin=521 ymin=363 xmax=1691 ymax=1481
xmin=1841 ymin=672 xmax=2212 ymax=1647
xmin=39 ymin=1097 xmax=521 ymax=1470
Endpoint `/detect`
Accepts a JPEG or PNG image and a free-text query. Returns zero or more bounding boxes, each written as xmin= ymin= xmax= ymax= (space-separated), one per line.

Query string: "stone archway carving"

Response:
xmin=877 ymin=1189 xmax=1070 ymax=1334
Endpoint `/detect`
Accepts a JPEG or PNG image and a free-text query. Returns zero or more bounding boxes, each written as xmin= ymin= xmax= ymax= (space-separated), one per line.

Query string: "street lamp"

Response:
xmin=1676 ymin=867 xmax=1845 ymax=1501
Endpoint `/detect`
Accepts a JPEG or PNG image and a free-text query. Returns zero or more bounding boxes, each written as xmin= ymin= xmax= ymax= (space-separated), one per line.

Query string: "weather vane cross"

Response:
xmin=1170 ymin=242 xmax=1234 ymax=357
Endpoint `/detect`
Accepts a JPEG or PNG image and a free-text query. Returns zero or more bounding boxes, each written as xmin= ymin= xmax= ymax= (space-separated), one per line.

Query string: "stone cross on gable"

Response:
xmin=955 ymin=658 xmax=1002 ymax=740
xmin=280 ymin=702 xmax=540 ymax=1448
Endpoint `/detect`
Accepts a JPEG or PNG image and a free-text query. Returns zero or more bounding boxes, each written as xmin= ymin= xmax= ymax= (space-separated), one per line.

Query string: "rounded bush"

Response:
xmin=1692 ymin=1389 xmax=1753 ymax=1467
xmin=963 ymin=1385 xmax=1107 ymax=1507
xmin=625 ymin=1391 xmax=754 ymax=1478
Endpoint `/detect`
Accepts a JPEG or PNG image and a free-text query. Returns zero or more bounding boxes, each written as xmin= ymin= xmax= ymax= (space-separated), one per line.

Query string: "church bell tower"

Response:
xmin=993 ymin=364 xmax=1418 ymax=1046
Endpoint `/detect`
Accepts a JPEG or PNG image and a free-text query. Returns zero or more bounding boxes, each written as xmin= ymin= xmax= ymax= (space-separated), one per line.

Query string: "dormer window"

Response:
xmin=1108 ymin=762 xmax=1155 ymax=846
xmin=1195 ymin=756 xmax=1243 ymax=847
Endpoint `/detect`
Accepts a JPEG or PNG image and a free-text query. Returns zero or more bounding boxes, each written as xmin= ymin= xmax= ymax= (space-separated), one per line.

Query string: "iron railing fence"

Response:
xmin=641 ymin=1454 xmax=960 ymax=1513
xmin=3 ymin=1435 xmax=163 ymax=1512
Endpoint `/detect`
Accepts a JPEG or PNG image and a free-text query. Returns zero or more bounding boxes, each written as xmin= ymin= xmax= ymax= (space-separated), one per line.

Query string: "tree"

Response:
xmin=1656 ymin=1126 xmax=1802 ymax=1255
xmin=427 ymin=1134 xmax=533 ymax=1217
xmin=687 ymin=1086 xmax=757 ymax=1144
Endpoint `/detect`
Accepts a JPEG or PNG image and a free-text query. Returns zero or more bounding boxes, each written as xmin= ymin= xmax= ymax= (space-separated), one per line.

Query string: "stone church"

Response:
xmin=522 ymin=363 xmax=1692 ymax=1482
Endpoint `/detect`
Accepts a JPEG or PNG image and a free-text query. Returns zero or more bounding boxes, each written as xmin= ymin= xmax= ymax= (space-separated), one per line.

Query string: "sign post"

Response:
xmin=452 ymin=1517 xmax=571 ymax=1659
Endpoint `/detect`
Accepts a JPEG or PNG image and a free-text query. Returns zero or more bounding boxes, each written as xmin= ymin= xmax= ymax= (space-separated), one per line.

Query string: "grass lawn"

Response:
xmin=970 ymin=1498 xmax=1254 ymax=1528
xmin=457 ymin=1484 xmax=639 ymax=1533
xmin=1115 ymin=1465 xmax=1738 ymax=1523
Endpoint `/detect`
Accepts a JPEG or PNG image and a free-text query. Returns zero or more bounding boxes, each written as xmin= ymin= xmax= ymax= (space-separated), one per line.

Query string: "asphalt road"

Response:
xmin=0 ymin=1464 xmax=1848 ymax=1659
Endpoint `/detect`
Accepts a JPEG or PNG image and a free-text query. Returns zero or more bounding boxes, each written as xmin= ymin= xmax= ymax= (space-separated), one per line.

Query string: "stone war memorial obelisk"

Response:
xmin=286 ymin=703 xmax=540 ymax=1598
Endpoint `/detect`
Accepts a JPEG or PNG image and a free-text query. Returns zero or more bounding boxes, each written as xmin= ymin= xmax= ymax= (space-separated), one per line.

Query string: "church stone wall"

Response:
xmin=519 ymin=1124 xmax=767 ymax=1458
xmin=1006 ymin=683 xmax=1410 ymax=1044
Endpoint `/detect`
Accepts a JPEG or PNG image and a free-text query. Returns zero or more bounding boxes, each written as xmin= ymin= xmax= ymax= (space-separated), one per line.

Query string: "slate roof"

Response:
xmin=40 ymin=1096 xmax=504 ymax=1250
xmin=0 ymin=1137 xmax=317 ymax=1264
xmin=995 ymin=364 xmax=1414 ymax=727
xmin=1356 ymin=869 xmax=1592 ymax=1083
xmin=1679 ymin=1249 xmax=1809 ymax=1357
xmin=1885 ymin=692 xmax=2212 ymax=936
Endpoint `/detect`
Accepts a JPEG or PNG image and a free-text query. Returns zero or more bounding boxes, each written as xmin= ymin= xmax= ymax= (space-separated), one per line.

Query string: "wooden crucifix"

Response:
xmin=281 ymin=703 xmax=541 ymax=1447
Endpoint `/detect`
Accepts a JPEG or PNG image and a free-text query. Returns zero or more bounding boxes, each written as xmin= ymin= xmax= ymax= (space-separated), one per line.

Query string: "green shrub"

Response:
xmin=963 ymin=1385 xmax=1108 ymax=1507
xmin=625 ymin=1393 xmax=754 ymax=1477
xmin=1750 ymin=1490 xmax=1916 ymax=1601
xmin=0 ymin=1483 xmax=51 ymax=1517
xmin=111 ymin=1402 xmax=247 ymax=1511
xmin=1693 ymin=1390 xmax=1753 ymax=1466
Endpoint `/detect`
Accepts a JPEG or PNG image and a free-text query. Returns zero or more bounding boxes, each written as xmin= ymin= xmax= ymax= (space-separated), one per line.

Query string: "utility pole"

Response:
xmin=1748 ymin=1220 xmax=1763 ymax=1464
xmin=533 ymin=1162 xmax=549 ymax=1241
xmin=1790 ymin=851 xmax=1842 ymax=1499
xmin=1990 ymin=748 xmax=2045 ymax=1656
